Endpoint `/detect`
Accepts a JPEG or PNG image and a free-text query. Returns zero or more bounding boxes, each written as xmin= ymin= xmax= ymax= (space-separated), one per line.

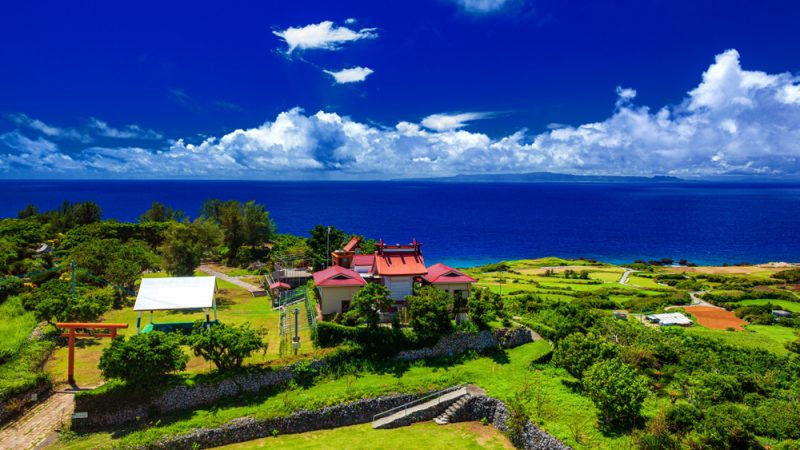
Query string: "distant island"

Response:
xmin=400 ymin=172 xmax=684 ymax=183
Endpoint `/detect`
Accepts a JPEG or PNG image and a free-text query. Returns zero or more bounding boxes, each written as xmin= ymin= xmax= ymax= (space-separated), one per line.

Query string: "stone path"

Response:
xmin=198 ymin=265 xmax=267 ymax=297
xmin=0 ymin=387 xmax=75 ymax=450
xmin=372 ymin=386 xmax=469 ymax=429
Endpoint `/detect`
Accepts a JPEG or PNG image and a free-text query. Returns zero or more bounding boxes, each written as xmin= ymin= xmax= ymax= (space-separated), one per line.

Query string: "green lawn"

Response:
xmin=219 ymin=422 xmax=514 ymax=449
xmin=685 ymin=324 xmax=797 ymax=355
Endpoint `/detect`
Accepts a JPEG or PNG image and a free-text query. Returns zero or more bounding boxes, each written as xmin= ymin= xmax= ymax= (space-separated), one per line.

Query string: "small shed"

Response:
xmin=134 ymin=276 xmax=218 ymax=333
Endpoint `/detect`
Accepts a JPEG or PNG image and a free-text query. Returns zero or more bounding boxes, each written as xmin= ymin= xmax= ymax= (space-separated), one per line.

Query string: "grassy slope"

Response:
xmin=219 ymin=422 xmax=514 ymax=450
xmin=685 ymin=324 xmax=796 ymax=355
xmin=737 ymin=299 xmax=800 ymax=312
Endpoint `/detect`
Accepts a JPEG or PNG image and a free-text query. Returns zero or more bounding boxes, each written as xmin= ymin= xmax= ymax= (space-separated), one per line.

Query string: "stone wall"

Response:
xmin=141 ymin=393 xmax=423 ymax=450
xmin=450 ymin=395 xmax=572 ymax=450
xmin=394 ymin=326 xmax=534 ymax=361
xmin=72 ymin=360 xmax=326 ymax=431
xmin=0 ymin=383 xmax=51 ymax=425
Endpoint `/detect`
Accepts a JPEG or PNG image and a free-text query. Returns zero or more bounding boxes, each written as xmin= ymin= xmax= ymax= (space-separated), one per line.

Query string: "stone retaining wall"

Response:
xmin=450 ymin=395 xmax=572 ymax=450
xmin=0 ymin=383 xmax=51 ymax=425
xmin=394 ymin=327 xmax=534 ymax=361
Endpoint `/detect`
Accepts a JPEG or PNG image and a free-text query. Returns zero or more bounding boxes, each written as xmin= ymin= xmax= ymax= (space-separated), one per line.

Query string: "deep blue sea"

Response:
xmin=2 ymin=180 xmax=799 ymax=267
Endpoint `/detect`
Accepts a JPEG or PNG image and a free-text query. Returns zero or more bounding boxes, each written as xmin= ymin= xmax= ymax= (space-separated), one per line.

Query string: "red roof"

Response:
xmin=312 ymin=265 xmax=367 ymax=287
xmin=423 ymin=263 xmax=477 ymax=284
xmin=269 ymin=281 xmax=291 ymax=290
xmin=374 ymin=251 xmax=427 ymax=276
xmin=343 ymin=236 xmax=360 ymax=252
xmin=353 ymin=254 xmax=375 ymax=266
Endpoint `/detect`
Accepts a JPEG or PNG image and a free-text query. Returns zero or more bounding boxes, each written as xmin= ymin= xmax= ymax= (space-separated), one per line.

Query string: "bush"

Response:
xmin=188 ymin=322 xmax=266 ymax=371
xmin=664 ymin=402 xmax=701 ymax=434
xmin=467 ymin=288 xmax=497 ymax=330
xmin=99 ymin=332 xmax=188 ymax=387
xmin=582 ymin=358 xmax=649 ymax=426
xmin=695 ymin=403 xmax=759 ymax=449
xmin=28 ymin=279 xmax=112 ymax=324
xmin=407 ymin=286 xmax=452 ymax=336
xmin=0 ymin=278 xmax=24 ymax=303
xmin=552 ymin=332 xmax=618 ymax=379
xmin=349 ymin=283 xmax=392 ymax=327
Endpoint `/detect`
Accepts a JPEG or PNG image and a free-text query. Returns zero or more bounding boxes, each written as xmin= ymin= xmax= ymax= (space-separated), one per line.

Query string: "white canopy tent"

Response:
xmin=134 ymin=276 xmax=218 ymax=333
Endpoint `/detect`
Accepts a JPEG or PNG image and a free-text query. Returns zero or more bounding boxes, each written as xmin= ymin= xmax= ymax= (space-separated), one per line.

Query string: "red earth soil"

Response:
xmin=685 ymin=306 xmax=747 ymax=330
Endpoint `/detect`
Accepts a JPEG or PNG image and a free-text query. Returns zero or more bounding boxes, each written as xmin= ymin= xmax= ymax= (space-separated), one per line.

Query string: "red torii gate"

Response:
xmin=56 ymin=322 xmax=128 ymax=384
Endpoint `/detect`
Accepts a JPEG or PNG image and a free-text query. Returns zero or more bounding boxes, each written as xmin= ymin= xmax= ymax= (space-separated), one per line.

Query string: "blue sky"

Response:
xmin=1 ymin=0 xmax=799 ymax=179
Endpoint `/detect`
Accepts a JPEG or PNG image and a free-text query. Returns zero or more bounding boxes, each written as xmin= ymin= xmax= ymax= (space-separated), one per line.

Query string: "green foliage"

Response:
xmin=0 ymin=277 xmax=25 ymax=302
xmin=664 ymin=402 xmax=701 ymax=434
xmin=504 ymin=391 xmax=531 ymax=446
xmin=349 ymin=283 xmax=392 ymax=327
xmin=0 ymin=296 xmax=38 ymax=363
xmin=61 ymin=221 xmax=170 ymax=251
xmin=307 ymin=225 xmax=347 ymax=270
xmin=474 ymin=262 xmax=510 ymax=273
xmin=0 ymin=338 xmax=53 ymax=402
xmin=467 ymin=287 xmax=497 ymax=329
xmin=582 ymin=358 xmax=649 ymax=425
xmin=71 ymin=238 xmax=159 ymax=291
xmin=553 ymin=332 xmax=619 ymax=379
xmin=99 ymin=331 xmax=188 ymax=387
xmin=25 ymin=279 xmax=112 ymax=324
xmin=694 ymin=403 xmax=760 ymax=449
xmin=159 ymin=218 xmax=222 ymax=276
xmin=202 ymin=200 xmax=275 ymax=263
xmin=407 ymin=285 xmax=452 ymax=336
xmin=140 ymin=201 xmax=184 ymax=222
xmin=772 ymin=268 xmax=800 ymax=283
xmin=188 ymin=322 xmax=267 ymax=371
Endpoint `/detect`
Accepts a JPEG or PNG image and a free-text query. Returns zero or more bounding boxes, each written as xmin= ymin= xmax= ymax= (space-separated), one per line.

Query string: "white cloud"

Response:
xmin=88 ymin=118 xmax=163 ymax=140
xmin=421 ymin=112 xmax=491 ymax=131
xmin=273 ymin=21 xmax=377 ymax=54
xmin=450 ymin=0 xmax=513 ymax=14
xmin=323 ymin=66 xmax=374 ymax=84
xmin=7 ymin=113 xmax=91 ymax=142
xmin=3 ymin=49 xmax=800 ymax=179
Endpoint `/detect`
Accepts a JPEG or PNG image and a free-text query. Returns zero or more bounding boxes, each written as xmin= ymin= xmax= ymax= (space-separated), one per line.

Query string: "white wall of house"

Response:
xmin=318 ymin=286 xmax=363 ymax=315
xmin=433 ymin=282 xmax=473 ymax=299
xmin=383 ymin=276 xmax=414 ymax=300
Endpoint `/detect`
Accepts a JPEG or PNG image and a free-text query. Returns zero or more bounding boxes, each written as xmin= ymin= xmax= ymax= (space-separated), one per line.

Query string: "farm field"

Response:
xmin=219 ymin=421 xmax=514 ymax=449
xmin=737 ymin=299 xmax=800 ymax=312
xmin=685 ymin=324 xmax=797 ymax=355
xmin=683 ymin=305 xmax=747 ymax=330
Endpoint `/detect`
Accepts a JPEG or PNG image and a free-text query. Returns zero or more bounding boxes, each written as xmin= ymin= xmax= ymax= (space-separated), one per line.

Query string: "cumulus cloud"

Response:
xmin=421 ymin=112 xmax=492 ymax=131
xmin=2 ymin=49 xmax=800 ymax=179
xmin=273 ymin=21 xmax=377 ymax=54
xmin=88 ymin=118 xmax=163 ymax=140
xmin=323 ymin=66 xmax=374 ymax=84
xmin=7 ymin=113 xmax=91 ymax=142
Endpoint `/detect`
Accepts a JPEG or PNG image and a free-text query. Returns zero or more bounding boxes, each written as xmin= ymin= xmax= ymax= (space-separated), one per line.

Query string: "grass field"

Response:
xmin=44 ymin=271 xmax=316 ymax=387
xmin=685 ymin=324 xmax=796 ymax=355
xmin=0 ymin=295 xmax=38 ymax=358
xmin=218 ymin=422 xmax=514 ymax=449
xmin=737 ymin=299 xmax=800 ymax=312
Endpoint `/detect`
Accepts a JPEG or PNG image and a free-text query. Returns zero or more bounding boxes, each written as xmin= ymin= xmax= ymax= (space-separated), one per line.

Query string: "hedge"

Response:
xmin=313 ymin=322 xmax=433 ymax=357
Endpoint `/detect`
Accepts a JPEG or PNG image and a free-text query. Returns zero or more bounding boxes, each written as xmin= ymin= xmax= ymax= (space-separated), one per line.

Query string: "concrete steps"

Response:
xmin=433 ymin=395 xmax=471 ymax=425
xmin=372 ymin=386 xmax=468 ymax=429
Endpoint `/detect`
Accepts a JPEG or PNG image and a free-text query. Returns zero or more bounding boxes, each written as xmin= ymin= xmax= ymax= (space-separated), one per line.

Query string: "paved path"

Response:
xmin=0 ymin=387 xmax=75 ymax=450
xmin=666 ymin=291 xmax=720 ymax=311
xmin=373 ymin=386 xmax=469 ymax=429
xmin=198 ymin=265 xmax=267 ymax=297
xmin=618 ymin=268 xmax=637 ymax=285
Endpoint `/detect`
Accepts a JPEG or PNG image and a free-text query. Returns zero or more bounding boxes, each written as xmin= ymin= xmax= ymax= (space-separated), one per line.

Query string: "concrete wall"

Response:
xmin=318 ymin=286 xmax=362 ymax=315
xmin=433 ymin=282 xmax=472 ymax=299
xmin=384 ymin=276 xmax=413 ymax=300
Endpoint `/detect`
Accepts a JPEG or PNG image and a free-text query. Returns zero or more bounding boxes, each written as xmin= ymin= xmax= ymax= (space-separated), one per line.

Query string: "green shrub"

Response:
xmin=695 ymin=403 xmax=759 ymax=449
xmin=188 ymin=322 xmax=266 ymax=371
xmin=28 ymin=279 xmax=112 ymax=324
xmin=582 ymin=358 xmax=649 ymax=426
xmin=0 ymin=278 xmax=24 ymax=303
xmin=552 ymin=332 xmax=618 ymax=379
xmin=664 ymin=402 xmax=701 ymax=434
xmin=407 ymin=286 xmax=452 ymax=336
xmin=99 ymin=332 xmax=188 ymax=388
xmin=467 ymin=288 xmax=497 ymax=330
xmin=349 ymin=283 xmax=392 ymax=328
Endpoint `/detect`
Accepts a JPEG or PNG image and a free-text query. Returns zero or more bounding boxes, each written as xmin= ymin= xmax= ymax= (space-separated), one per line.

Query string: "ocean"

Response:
xmin=2 ymin=180 xmax=799 ymax=267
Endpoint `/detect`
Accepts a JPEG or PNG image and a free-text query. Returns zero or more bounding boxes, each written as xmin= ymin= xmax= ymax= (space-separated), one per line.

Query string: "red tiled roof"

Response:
xmin=312 ymin=265 xmax=367 ymax=287
xmin=374 ymin=251 xmax=427 ymax=276
xmin=353 ymin=254 xmax=375 ymax=266
xmin=269 ymin=281 xmax=291 ymax=290
xmin=423 ymin=263 xmax=477 ymax=284
xmin=343 ymin=236 xmax=360 ymax=252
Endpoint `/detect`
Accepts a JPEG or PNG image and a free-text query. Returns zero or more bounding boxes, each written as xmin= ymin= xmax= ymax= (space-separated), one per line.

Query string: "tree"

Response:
xmin=347 ymin=283 xmax=392 ymax=327
xmin=26 ymin=280 xmax=112 ymax=324
xmin=99 ymin=331 xmax=188 ymax=387
xmin=188 ymin=322 xmax=266 ymax=371
xmin=553 ymin=332 xmax=619 ymax=379
xmin=140 ymin=201 xmax=184 ymax=222
xmin=582 ymin=358 xmax=649 ymax=425
xmin=17 ymin=203 xmax=38 ymax=219
xmin=159 ymin=218 xmax=222 ymax=276
xmin=201 ymin=199 xmax=274 ymax=264
xmin=467 ymin=288 xmax=497 ymax=330
xmin=241 ymin=201 xmax=275 ymax=248
xmin=307 ymin=225 xmax=346 ymax=270
xmin=407 ymin=286 xmax=452 ymax=336
xmin=70 ymin=238 xmax=159 ymax=292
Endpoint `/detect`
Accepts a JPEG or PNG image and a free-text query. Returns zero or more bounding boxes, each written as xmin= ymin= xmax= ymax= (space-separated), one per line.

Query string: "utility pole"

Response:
xmin=292 ymin=307 xmax=300 ymax=355
xmin=70 ymin=260 xmax=76 ymax=299
xmin=325 ymin=226 xmax=331 ymax=268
